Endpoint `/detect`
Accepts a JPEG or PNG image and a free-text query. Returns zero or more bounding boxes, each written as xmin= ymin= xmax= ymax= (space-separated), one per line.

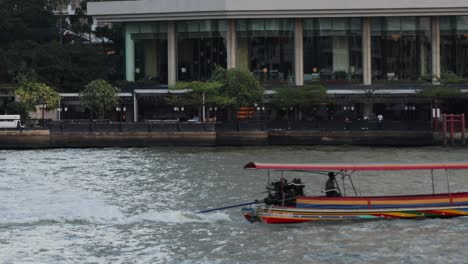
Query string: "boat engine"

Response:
xmin=264 ymin=178 xmax=305 ymax=206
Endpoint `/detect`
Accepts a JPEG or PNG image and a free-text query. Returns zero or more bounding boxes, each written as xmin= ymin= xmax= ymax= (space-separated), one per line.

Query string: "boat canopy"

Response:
xmin=244 ymin=162 xmax=468 ymax=171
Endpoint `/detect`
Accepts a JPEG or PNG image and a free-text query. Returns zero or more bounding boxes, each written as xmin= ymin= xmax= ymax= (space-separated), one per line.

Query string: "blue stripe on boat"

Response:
xmin=296 ymin=201 xmax=468 ymax=209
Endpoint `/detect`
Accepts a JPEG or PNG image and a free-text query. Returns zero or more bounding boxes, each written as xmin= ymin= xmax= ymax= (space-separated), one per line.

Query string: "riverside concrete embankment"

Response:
xmin=0 ymin=130 xmax=435 ymax=149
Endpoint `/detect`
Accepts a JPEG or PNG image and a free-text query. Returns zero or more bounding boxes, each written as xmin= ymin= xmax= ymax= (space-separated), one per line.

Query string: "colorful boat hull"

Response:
xmin=242 ymin=192 xmax=468 ymax=224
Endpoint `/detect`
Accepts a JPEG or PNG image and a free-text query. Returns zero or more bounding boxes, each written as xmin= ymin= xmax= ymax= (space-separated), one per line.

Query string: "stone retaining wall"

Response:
xmin=0 ymin=130 xmax=436 ymax=149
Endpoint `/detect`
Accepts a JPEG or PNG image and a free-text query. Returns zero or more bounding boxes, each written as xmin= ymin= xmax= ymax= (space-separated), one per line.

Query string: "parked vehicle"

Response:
xmin=0 ymin=115 xmax=23 ymax=129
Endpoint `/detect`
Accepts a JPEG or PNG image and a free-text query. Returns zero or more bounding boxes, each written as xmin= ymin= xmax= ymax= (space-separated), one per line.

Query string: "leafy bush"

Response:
xmin=272 ymin=85 xmax=327 ymax=109
xmin=419 ymin=86 xmax=462 ymax=98
xmin=15 ymin=82 xmax=60 ymax=114
xmin=211 ymin=67 xmax=264 ymax=108
xmin=80 ymin=79 xmax=119 ymax=119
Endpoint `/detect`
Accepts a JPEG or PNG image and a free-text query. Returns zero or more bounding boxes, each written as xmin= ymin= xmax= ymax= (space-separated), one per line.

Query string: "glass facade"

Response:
xmin=177 ymin=20 xmax=227 ymax=81
xmin=441 ymin=16 xmax=468 ymax=79
xmin=371 ymin=17 xmax=432 ymax=83
xmin=132 ymin=23 xmax=168 ymax=84
xmin=123 ymin=17 xmax=468 ymax=87
xmin=303 ymin=18 xmax=362 ymax=84
xmin=236 ymin=19 xmax=295 ymax=85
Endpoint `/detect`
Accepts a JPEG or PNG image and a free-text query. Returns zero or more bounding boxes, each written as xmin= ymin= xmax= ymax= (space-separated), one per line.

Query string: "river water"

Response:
xmin=1 ymin=146 xmax=468 ymax=264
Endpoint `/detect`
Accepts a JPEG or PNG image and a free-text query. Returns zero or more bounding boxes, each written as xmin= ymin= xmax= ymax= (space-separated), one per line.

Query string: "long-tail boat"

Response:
xmin=241 ymin=162 xmax=468 ymax=224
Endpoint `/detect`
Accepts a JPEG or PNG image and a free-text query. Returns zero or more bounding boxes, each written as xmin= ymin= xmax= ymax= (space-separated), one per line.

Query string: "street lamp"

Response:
xmin=41 ymin=104 xmax=47 ymax=128
xmin=116 ymin=106 xmax=127 ymax=131
xmin=256 ymin=105 xmax=265 ymax=120
xmin=57 ymin=106 xmax=68 ymax=121
xmin=174 ymin=106 xmax=185 ymax=121
xmin=116 ymin=106 xmax=127 ymax=122
xmin=208 ymin=106 xmax=218 ymax=122
xmin=115 ymin=106 xmax=122 ymax=122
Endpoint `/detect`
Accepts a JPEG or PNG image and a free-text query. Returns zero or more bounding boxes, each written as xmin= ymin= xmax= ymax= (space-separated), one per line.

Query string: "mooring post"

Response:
xmin=450 ymin=114 xmax=455 ymax=145
xmin=462 ymin=114 xmax=466 ymax=145
xmin=443 ymin=114 xmax=447 ymax=146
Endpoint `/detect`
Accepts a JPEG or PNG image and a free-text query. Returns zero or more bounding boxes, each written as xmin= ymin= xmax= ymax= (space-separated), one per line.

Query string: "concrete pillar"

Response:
xmin=168 ymin=21 xmax=177 ymax=87
xmin=133 ymin=93 xmax=138 ymax=122
xmin=419 ymin=40 xmax=427 ymax=77
xmin=125 ymin=24 xmax=135 ymax=82
xmin=294 ymin=18 xmax=304 ymax=86
xmin=144 ymin=40 xmax=159 ymax=79
xmin=432 ymin=16 xmax=441 ymax=84
xmin=227 ymin=19 xmax=237 ymax=69
xmin=333 ymin=36 xmax=350 ymax=73
xmin=362 ymin=17 xmax=372 ymax=86
xmin=236 ymin=37 xmax=249 ymax=71
xmin=363 ymin=102 xmax=372 ymax=118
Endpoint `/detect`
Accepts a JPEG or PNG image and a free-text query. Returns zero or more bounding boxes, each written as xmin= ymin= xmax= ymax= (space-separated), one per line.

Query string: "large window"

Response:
xmin=441 ymin=16 xmax=468 ymax=80
xmin=132 ymin=23 xmax=168 ymax=84
xmin=177 ymin=20 xmax=227 ymax=81
xmin=236 ymin=19 xmax=295 ymax=86
xmin=371 ymin=17 xmax=432 ymax=83
xmin=303 ymin=18 xmax=362 ymax=84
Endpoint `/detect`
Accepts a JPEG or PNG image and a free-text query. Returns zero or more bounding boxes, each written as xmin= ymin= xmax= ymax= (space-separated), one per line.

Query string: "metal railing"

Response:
xmin=36 ymin=119 xmax=432 ymax=133
xmin=46 ymin=120 xmax=216 ymax=132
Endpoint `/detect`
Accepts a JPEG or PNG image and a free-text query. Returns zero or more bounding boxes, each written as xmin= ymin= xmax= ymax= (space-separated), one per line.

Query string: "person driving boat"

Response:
xmin=325 ymin=172 xmax=341 ymax=197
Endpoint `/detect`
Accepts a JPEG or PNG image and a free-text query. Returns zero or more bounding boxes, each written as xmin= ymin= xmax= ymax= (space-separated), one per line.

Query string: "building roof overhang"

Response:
xmin=88 ymin=0 xmax=468 ymax=23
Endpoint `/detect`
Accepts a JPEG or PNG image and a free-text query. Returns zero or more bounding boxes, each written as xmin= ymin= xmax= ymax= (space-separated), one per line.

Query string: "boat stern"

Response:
xmin=241 ymin=207 xmax=260 ymax=223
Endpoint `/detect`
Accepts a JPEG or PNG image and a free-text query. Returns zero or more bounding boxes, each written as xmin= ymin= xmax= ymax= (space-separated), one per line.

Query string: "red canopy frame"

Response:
xmin=244 ymin=162 xmax=468 ymax=171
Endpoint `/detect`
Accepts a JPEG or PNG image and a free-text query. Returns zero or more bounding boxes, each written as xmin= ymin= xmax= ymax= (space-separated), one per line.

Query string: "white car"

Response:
xmin=0 ymin=115 xmax=24 ymax=129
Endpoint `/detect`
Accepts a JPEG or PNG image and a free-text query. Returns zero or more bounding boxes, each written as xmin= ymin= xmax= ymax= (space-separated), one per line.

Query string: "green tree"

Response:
xmin=273 ymin=85 xmax=326 ymax=109
xmin=211 ymin=67 xmax=264 ymax=108
xmin=93 ymin=23 xmax=125 ymax=81
xmin=48 ymin=0 xmax=71 ymax=45
xmin=272 ymin=85 xmax=326 ymax=120
xmin=80 ymin=79 xmax=119 ymax=119
xmin=419 ymin=86 xmax=462 ymax=98
xmin=15 ymin=81 xmax=61 ymax=124
xmin=171 ymin=81 xmax=234 ymax=106
xmin=0 ymin=0 xmax=57 ymax=82
xmin=0 ymin=0 xmax=56 ymax=45
xmin=5 ymin=102 xmax=30 ymax=121
xmin=15 ymin=82 xmax=61 ymax=112
xmin=168 ymin=81 xmax=235 ymax=121
xmin=0 ymin=0 xmax=109 ymax=92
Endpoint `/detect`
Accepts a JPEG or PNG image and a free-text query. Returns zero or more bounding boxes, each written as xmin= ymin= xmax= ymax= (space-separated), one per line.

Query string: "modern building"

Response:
xmin=87 ymin=0 xmax=468 ymax=121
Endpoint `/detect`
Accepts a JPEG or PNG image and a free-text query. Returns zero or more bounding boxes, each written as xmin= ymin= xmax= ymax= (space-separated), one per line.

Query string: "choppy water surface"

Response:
xmin=1 ymin=146 xmax=468 ymax=264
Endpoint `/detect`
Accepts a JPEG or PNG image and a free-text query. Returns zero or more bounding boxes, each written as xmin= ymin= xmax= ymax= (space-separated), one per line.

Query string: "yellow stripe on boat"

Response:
xmin=371 ymin=198 xmax=450 ymax=205
xmin=453 ymin=197 xmax=468 ymax=203
xmin=296 ymin=199 xmax=369 ymax=205
xmin=380 ymin=212 xmax=421 ymax=218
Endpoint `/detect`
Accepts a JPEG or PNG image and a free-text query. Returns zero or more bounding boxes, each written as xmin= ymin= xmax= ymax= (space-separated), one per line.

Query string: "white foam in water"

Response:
xmin=0 ymin=183 xmax=230 ymax=225
xmin=0 ymin=187 xmax=126 ymax=225
xmin=129 ymin=210 xmax=231 ymax=224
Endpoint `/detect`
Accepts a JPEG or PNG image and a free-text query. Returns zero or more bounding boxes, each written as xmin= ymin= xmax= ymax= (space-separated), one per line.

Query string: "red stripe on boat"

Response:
xmin=260 ymin=216 xmax=314 ymax=224
xmin=421 ymin=210 xmax=462 ymax=217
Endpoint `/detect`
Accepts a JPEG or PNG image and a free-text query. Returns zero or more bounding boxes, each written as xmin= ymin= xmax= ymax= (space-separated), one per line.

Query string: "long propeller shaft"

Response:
xmin=196 ymin=201 xmax=261 ymax=214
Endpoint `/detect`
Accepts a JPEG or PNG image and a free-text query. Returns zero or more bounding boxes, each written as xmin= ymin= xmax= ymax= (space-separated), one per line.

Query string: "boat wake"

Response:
xmin=0 ymin=180 xmax=231 ymax=226
xmin=0 ymin=208 xmax=231 ymax=226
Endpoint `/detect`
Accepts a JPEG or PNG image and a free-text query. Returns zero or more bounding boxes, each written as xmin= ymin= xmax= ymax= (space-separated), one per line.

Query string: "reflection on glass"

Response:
xmin=177 ymin=20 xmax=227 ymax=81
xmin=371 ymin=17 xmax=432 ymax=83
xmin=132 ymin=23 xmax=168 ymax=84
xmin=236 ymin=19 xmax=295 ymax=86
xmin=441 ymin=16 xmax=468 ymax=80
xmin=303 ymin=18 xmax=362 ymax=84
